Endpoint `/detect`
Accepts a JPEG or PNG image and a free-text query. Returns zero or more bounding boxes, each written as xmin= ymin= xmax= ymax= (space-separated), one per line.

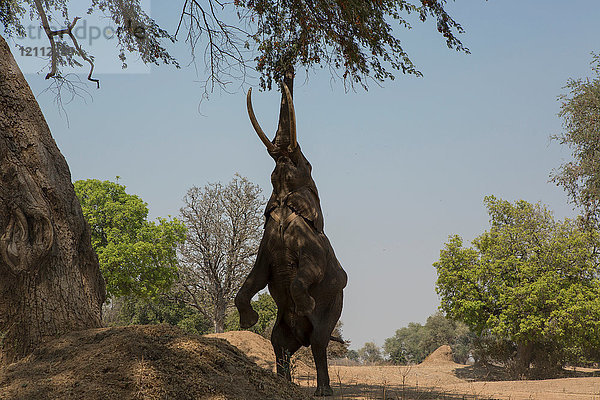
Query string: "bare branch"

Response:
xmin=176 ymin=0 xmax=252 ymax=95
xmin=32 ymin=0 xmax=99 ymax=88
xmin=177 ymin=176 xmax=264 ymax=333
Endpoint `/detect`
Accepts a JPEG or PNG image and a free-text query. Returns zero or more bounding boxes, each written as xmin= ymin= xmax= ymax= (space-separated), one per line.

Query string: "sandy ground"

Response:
xmin=211 ymin=334 xmax=600 ymax=400
xmin=316 ymin=363 xmax=600 ymax=400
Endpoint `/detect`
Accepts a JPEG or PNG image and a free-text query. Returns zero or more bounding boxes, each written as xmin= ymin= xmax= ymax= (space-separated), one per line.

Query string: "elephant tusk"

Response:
xmin=247 ymin=88 xmax=276 ymax=152
xmin=282 ymin=82 xmax=297 ymax=149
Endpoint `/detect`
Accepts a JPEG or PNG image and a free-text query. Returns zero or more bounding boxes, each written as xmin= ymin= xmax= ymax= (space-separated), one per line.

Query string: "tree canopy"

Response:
xmin=434 ymin=196 xmax=600 ymax=375
xmin=236 ymin=0 xmax=468 ymax=89
xmin=0 ymin=0 xmax=469 ymax=91
xmin=74 ymin=179 xmax=186 ymax=298
xmin=552 ymin=54 xmax=600 ymax=227
xmin=357 ymin=342 xmax=383 ymax=364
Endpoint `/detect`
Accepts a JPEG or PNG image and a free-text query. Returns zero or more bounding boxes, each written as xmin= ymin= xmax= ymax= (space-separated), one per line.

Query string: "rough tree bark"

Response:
xmin=0 ymin=35 xmax=105 ymax=365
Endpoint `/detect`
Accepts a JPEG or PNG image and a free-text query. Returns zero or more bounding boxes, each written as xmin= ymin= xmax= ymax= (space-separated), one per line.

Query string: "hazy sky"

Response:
xmin=8 ymin=1 xmax=600 ymax=350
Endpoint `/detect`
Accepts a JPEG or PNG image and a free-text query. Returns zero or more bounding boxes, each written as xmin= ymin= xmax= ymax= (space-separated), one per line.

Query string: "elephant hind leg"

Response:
xmin=310 ymin=292 xmax=343 ymax=397
xmin=310 ymin=334 xmax=333 ymax=396
xmin=271 ymin=321 xmax=302 ymax=382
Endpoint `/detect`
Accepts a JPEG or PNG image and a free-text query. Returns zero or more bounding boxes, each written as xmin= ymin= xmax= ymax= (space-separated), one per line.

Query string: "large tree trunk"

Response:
xmin=0 ymin=35 xmax=105 ymax=365
xmin=514 ymin=342 xmax=534 ymax=378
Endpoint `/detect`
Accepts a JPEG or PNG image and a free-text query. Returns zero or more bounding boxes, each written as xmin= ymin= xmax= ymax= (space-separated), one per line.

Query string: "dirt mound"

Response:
xmin=207 ymin=331 xmax=315 ymax=379
xmin=205 ymin=331 xmax=276 ymax=371
xmin=0 ymin=325 xmax=311 ymax=400
xmin=421 ymin=345 xmax=456 ymax=365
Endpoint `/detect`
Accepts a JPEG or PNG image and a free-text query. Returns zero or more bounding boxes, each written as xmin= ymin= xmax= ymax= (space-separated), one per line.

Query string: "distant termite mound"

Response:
xmin=421 ymin=345 xmax=456 ymax=365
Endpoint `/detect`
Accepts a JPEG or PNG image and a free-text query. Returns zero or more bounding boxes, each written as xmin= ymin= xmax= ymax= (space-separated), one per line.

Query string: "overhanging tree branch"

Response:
xmin=32 ymin=0 xmax=99 ymax=88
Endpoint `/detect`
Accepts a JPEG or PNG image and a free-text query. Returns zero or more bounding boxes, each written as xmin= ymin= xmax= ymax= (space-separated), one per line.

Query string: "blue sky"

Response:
xmin=9 ymin=1 xmax=600 ymax=350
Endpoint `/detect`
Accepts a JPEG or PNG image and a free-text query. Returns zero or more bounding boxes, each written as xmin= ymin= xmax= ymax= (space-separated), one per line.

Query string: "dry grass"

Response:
xmin=0 ymin=325 xmax=311 ymax=400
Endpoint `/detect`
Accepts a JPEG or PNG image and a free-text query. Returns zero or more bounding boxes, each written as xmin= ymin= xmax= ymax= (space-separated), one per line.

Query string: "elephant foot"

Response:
xmin=239 ymin=308 xmax=259 ymax=329
xmin=293 ymin=294 xmax=315 ymax=316
xmin=313 ymin=385 xmax=333 ymax=397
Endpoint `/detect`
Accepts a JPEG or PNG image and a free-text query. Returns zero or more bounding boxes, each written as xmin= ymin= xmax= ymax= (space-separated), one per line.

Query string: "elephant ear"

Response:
xmin=287 ymin=187 xmax=324 ymax=233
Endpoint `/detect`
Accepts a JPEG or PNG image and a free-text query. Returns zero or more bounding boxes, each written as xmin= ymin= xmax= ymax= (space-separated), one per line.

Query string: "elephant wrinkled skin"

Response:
xmin=235 ymin=82 xmax=347 ymax=397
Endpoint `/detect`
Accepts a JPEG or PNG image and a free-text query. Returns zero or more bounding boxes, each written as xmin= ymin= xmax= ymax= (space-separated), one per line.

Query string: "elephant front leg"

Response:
xmin=235 ymin=282 xmax=260 ymax=329
xmin=235 ymin=242 xmax=269 ymax=328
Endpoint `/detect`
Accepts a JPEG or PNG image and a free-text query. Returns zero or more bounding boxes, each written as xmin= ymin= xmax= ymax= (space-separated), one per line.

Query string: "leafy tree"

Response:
xmin=177 ymin=175 xmax=265 ymax=333
xmin=384 ymin=313 xmax=474 ymax=365
xmin=74 ymin=179 xmax=186 ymax=298
xmin=358 ymin=342 xmax=383 ymax=364
xmin=435 ymin=196 xmax=600 ymax=377
xmin=552 ymin=54 xmax=600 ymax=227
xmin=423 ymin=312 xmax=474 ymax=364
xmin=346 ymin=349 xmax=359 ymax=362
xmin=384 ymin=322 xmax=427 ymax=364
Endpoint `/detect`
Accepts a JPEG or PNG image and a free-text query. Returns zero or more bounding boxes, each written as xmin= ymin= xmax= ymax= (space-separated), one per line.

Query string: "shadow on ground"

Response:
xmin=454 ymin=363 xmax=600 ymax=382
xmin=301 ymin=383 xmax=503 ymax=400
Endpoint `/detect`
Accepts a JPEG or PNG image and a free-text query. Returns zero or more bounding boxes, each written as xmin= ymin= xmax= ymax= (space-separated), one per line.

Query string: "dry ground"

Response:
xmin=212 ymin=332 xmax=600 ymax=400
xmin=3 ymin=326 xmax=600 ymax=399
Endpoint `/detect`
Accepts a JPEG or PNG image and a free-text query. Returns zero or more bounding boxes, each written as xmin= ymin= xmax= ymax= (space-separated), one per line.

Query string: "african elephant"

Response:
xmin=235 ymin=82 xmax=348 ymax=397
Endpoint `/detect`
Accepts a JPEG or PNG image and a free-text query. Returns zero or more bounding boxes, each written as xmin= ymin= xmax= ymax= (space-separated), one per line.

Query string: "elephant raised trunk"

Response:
xmin=247 ymin=82 xmax=297 ymax=154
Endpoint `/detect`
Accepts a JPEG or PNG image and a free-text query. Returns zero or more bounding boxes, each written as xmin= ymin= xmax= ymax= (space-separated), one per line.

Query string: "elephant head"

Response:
xmin=247 ymin=83 xmax=324 ymax=233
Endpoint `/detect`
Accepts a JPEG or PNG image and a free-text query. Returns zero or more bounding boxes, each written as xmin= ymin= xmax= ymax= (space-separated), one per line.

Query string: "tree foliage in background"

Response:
xmin=328 ymin=321 xmax=350 ymax=359
xmin=104 ymin=296 xmax=212 ymax=336
xmin=552 ymin=54 xmax=600 ymax=227
xmin=357 ymin=342 xmax=383 ymax=364
xmin=74 ymin=179 xmax=186 ymax=298
xmin=177 ymin=175 xmax=264 ymax=333
xmin=346 ymin=349 xmax=359 ymax=362
xmin=384 ymin=312 xmax=475 ymax=365
xmin=0 ymin=0 xmax=469 ymax=92
xmin=435 ymin=196 xmax=600 ymax=377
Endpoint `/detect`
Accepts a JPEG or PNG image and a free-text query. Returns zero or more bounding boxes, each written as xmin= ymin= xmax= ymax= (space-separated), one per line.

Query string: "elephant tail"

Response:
xmin=330 ymin=336 xmax=345 ymax=344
